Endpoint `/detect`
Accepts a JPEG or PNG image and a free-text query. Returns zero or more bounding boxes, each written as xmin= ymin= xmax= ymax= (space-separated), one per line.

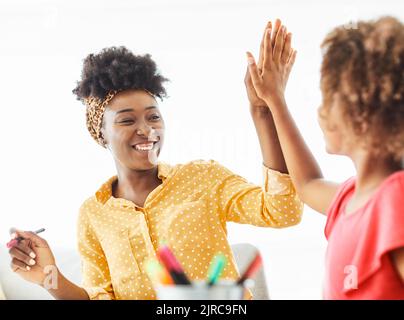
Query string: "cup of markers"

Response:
xmin=146 ymin=244 xmax=262 ymax=300
xmin=155 ymin=280 xmax=245 ymax=300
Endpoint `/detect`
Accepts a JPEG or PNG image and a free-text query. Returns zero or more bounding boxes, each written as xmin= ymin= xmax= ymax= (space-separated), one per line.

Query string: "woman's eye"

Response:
xmin=119 ymin=119 xmax=134 ymax=124
xmin=150 ymin=115 xmax=161 ymax=121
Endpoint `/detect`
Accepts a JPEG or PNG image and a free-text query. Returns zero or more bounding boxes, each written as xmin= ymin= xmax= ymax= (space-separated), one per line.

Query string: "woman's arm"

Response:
xmin=246 ymin=20 xmax=339 ymax=215
xmin=45 ymin=269 xmax=89 ymax=300
xmin=245 ymin=20 xmax=288 ymax=174
xmin=210 ymin=160 xmax=303 ymax=228
xmin=249 ymin=102 xmax=287 ymax=173
xmin=8 ymin=230 xmax=89 ymax=299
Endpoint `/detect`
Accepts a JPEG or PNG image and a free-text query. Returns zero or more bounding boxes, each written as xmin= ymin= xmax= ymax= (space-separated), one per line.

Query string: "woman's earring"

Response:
xmin=101 ymin=135 xmax=109 ymax=149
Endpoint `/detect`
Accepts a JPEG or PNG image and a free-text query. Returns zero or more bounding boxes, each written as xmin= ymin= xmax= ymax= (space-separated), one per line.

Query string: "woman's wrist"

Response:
xmin=38 ymin=265 xmax=61 ymax=290
xmin=42 ymin=267 xmax=89 ymax=300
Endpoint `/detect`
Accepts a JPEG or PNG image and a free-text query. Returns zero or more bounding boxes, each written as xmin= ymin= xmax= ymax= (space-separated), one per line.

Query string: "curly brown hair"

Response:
xmin=320 ymin=16 xmax=404 ymax=160
xmin=72 ymin=46 xmax=169 ymax=102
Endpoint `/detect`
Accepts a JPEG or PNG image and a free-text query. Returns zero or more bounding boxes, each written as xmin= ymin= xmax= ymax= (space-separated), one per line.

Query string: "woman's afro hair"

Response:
xmin=72 ymin=46 xmax=169 ymax=102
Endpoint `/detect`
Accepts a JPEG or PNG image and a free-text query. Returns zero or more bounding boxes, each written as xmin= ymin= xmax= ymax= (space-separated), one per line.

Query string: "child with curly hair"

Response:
xmin=247 ymin=17 xmax=404 ymax=299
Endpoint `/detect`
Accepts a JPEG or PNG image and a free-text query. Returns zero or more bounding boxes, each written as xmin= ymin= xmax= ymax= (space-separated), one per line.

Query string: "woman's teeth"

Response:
xmin=135 ymin=142 xmax=155 ymax=151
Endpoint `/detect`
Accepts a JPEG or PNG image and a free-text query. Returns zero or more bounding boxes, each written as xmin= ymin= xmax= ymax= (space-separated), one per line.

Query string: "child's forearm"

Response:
xmin=245 ymin=18 xmax=339 ymax=214
xmin=42 ymin=268 xmax=89 ymax=300
xmin=266 ymin=97 xmax=338 ymax=214
xmin=250 ymin=104 xmax=288 ymax=174
xmin=269 ymin=97 xmax=322 ymax=182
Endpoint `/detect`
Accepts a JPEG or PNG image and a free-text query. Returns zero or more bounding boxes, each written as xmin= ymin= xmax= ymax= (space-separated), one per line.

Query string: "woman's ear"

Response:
xmin=100 ymin=127 xmax=109 ymax=148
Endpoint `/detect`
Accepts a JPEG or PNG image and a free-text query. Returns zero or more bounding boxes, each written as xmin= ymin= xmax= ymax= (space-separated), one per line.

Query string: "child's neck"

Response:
xmin=343 ymin=151 xmax=402 ymax=215
xmin=351 ymin=151 xmax=402 ymax=195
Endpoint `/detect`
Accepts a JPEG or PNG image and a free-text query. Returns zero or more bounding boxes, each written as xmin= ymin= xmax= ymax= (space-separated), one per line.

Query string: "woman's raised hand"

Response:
xmin=244 ymin=20 xmax=278 ymax=109
xmin=246 ymin=19 xmax=297 ymax=108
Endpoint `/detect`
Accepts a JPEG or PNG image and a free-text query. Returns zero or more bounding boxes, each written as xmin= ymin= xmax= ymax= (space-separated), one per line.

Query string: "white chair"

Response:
xmin=231 ymin=243 xmax=269 ymax=300
xmin=0 ymin=243 xmax=269 ymax=300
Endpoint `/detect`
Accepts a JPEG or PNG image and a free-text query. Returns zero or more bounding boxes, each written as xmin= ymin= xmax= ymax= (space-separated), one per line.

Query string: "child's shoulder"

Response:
xmin=338 ymin=170 xmax=404 ymax=200
xmin=330 ymin=176 xmax=356 ymax=203
xmin=373 ymin=170 xmax=404 ymax=204
xmin=326 ymin=170 xmax=404 ymax=224
xmin=383 ymin=170 xmax=404 ymax=187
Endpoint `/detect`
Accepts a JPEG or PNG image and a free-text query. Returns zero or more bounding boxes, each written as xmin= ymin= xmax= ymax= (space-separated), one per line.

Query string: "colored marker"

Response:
xmin=145 ymin=258 xmax=174 ymax=285
xmin=6 ymin=228 xmax=46 ymax=249
xmin=237 ymin=252 xmax=263 ymax=285
xmin=207 ymin=253 xmax=227 ymax=286
xmin=157 ymin=245 xmax=191 ymax=285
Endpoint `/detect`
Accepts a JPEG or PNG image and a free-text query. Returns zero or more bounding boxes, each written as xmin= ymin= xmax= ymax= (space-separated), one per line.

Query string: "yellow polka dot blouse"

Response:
xmin=77 ymin=160 xmax=303 ymax=300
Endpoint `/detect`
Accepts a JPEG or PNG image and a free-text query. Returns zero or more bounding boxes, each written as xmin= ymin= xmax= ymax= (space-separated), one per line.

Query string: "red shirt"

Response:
xmin=324 ymin=171 xmax=404 ymax=299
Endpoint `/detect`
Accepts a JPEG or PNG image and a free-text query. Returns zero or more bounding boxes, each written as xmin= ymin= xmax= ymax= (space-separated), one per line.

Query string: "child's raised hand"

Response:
xmin=246 ymin=20 xmax=297 ymax=108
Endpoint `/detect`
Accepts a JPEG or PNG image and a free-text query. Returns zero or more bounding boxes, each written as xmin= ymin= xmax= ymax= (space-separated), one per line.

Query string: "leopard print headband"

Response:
xmin=83 ymin=91 xmax=118 ymax=147
xmin=83 ymin=89 xmax=155 ymax=147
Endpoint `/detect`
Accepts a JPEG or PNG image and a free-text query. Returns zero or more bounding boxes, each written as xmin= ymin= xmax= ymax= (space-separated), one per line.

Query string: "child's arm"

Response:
xmin=246 ymin=21 xmax=339 ymax=215
xmin=245 ymin=20 xmax=287 ymax=174
xmin=266 ymin=104 xmax=340 ymax=215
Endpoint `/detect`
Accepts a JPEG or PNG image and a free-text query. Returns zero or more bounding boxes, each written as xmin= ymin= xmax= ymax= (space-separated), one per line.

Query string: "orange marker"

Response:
xmin=237 ymin=252 xmax=263 ymax=285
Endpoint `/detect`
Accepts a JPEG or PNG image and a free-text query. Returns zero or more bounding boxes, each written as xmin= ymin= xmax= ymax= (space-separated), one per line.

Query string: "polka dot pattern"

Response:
xmin=77 ymin=160 xmax=303 ymax=300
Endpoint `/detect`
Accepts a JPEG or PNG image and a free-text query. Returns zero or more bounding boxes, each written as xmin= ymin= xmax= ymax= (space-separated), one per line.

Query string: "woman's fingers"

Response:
xmin=273 ymin=25 xmax=286 ymax=63
xmin=10 ymin=257 xmax=31 ymax=272
xmin=263 ymin=28 xmax=273 ymax=70
xmin=12 ymin=229 xmax=48 ymax=248
xmin=271 ymin=19 xmax=282 ymax=49
xmin=246 ymin=51 xmax=261 ymax=88
xmin=9 ymin=246 xmax=36 ymax=267
xmin=258 ymin=21 xmax=272 ymax=70
xmin=9 ymin=238 xmax=36 ymax=256
xmin=281 ymin=33 xmax=292 ymax=64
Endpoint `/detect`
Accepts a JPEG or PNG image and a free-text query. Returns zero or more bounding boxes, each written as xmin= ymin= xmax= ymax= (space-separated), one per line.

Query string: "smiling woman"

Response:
xmin=7 ymin=25 xmax=303 ymax=300
xmin=100 ymin=90 xmax=165 ymax=174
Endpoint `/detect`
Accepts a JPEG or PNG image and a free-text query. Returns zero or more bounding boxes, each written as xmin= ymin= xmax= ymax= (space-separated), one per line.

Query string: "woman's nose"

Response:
xmin=135 ymin=121 xmax=153 ymax=137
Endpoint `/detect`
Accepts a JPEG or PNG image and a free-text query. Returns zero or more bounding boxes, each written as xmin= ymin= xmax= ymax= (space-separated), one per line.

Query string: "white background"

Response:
xmin=0 ymin=0 xmax=403 ymax=299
